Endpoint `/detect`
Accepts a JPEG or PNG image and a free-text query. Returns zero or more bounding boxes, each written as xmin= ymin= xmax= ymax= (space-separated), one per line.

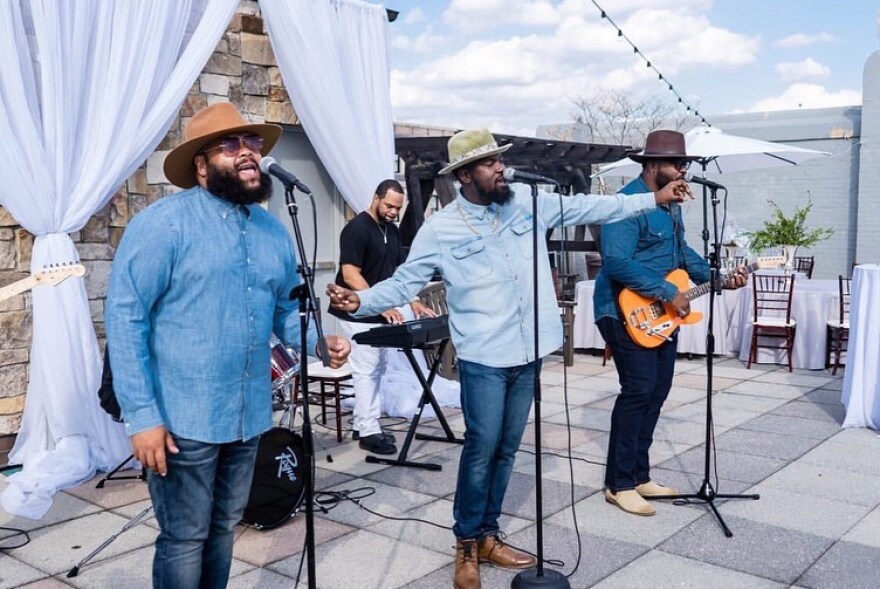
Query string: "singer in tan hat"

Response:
xmin=327 ymin=127 xmax=691 ymax=589
xmin=106 ymin=102 xmax=349 ymax=587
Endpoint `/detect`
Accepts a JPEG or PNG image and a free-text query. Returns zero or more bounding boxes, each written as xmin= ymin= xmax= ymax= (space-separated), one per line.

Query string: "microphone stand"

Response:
xmin=512 ymin=183 xmax=569 ymax=589
xmin=283 ymin=182 xmax=330 ymax=589
xmin=651 ymin=179 xmax=759 ymax=536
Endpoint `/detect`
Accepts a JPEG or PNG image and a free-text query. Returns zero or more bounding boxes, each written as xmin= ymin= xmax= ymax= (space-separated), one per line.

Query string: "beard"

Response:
xmin=206 ymin=163 xmax=273 ymax=206
xmin=476 ymin=182 xmax=513 ymax=206
xmin=655 ymin=168 xmax=681 ymax=191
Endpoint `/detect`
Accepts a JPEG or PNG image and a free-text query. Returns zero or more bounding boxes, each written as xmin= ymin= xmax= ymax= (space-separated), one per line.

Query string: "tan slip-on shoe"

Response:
xmin=478 ymin=534 xmax=537 ymax=570
xmin=605 ymin=489 xmax=656 ymax=516
xmin=636 ymin=480 xmax=679 ymax=497
xmin=454 ymin=539 xmax=481 ymax=589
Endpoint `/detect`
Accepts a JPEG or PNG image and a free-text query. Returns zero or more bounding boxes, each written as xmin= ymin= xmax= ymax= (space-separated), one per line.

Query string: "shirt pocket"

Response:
xmin=510 ymin=219 xmax=534 ymax=260
xmin=644 ymin=215 xmax=669 ymax=244
xmin=450 ymin=239 xmax=492 ymax=282
xmin=640 ymin=214 xmax=675 ymax=265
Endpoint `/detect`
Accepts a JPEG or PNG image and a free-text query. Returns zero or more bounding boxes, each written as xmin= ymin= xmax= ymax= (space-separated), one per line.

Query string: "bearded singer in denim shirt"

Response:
xmin=594 ymin=130 xmax=746 ymax=518
xmin=105 ymin=103 xmax=349 ymax=589
xmin=327 ymin=129 xmax=690 ymax=589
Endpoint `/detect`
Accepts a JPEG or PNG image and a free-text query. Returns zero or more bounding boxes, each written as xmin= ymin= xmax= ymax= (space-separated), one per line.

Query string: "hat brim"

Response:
xmin=163 ymin=123 xmax=283 ymax=188
xmin=438 ymin=143 xmax=512 ymax=176
xmin=627 ymin=150 xmax=701 ymax=164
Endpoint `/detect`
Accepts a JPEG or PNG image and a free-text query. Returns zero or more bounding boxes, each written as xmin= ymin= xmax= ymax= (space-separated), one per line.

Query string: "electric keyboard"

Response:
xmin=353 ymin=316 xmax=449 ymax=348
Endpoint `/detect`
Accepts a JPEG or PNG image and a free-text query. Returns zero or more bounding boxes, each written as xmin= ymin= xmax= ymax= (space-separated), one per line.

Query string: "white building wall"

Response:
xmin=856 ymin=50 xmax=880 ymax=265
xmin=682 ymin=106 xmax=861 ymax=279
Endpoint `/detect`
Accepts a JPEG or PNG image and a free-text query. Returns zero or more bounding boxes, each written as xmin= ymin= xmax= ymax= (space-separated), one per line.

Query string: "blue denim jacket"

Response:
xmin=355 ymin=187 xmax=656 ymax=367
xmin=105 ymin=187 xmax=317 ymax=442
xmin=593 ymin=176 xmax=709 ymax=322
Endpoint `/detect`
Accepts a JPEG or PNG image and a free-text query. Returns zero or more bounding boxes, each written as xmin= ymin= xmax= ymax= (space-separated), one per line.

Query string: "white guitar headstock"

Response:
xmin=33 ymin=262 xmax=87 ymax=286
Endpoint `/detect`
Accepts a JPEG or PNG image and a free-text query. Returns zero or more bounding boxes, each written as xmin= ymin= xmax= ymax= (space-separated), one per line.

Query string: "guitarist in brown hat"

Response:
xmin=594 ymin=130 xmax=747 ymax=517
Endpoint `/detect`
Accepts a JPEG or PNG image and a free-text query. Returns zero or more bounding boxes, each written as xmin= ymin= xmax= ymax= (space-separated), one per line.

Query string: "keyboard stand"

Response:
xmin=365 ymin=339 xmax=463 ymax=470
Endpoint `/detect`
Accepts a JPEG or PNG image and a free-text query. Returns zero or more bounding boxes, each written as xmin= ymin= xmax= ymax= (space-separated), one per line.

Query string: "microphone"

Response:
xmin=259 ymin=157 xmax=312 ymax=194
xmin=685 ymin=174 xmax=725 ymax=190
xmin=502 ymin=167 xmax=558 ymax=185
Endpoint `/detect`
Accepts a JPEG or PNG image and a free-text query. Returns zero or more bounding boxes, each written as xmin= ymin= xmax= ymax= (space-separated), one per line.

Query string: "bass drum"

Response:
xmin=242 ymin=427 xmax=306 ymax=530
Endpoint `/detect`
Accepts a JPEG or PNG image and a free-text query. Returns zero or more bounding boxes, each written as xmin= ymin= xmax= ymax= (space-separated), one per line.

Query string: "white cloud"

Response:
xmin=558 ymin=0 xmax=712 ymax=16
xmin=402 ymin=7 xmax=425 ymax=24
xmin=621 ymin=10 xmax=759 ymax=68
xmin=775 ymin=58 xmax=831 ymax=82
xmin=391 ymin=27 xmax=446 ymax=54
xmin=750 ymin=83 xmax=861 ymax=112
xmin=443 ymin=0 xmax=560 ymax=30
xmin=774 ymin=32 xmax=835 ymax=48
xmin=389 ymin=2 xmax=758 ymax=134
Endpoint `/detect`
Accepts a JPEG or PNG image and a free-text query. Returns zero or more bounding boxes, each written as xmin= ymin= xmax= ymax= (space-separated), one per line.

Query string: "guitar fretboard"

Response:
xmin=0 ymin=276 xmax=39 ymax=302
xmin=683 ymin=261 xmax=760 ymax=301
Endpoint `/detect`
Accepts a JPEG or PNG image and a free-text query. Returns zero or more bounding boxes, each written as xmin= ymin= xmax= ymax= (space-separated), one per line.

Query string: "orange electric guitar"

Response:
xmin=0 ymin=262 xmax=86 ymax=303
xmin=618 ymin=256 xmax=784 ymax=348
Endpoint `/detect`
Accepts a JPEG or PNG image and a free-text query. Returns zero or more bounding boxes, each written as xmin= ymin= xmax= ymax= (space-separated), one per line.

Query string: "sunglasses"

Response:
xmin=201 ymin=134 xmax=264 ymax=157
xmin=665 ymin=159 xmax=691 ymax=170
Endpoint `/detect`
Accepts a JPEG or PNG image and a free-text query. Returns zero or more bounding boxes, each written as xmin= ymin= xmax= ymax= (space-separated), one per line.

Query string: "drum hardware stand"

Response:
xmin=68 ymin=464 xmax=151 ymax=577
xmin=283 ymin=401 xmax=335 ymax=465
xmin=647 ymin=181 xmax=759 ymax=537
xmin=512 ymin=181 xmax=569 ymax=589
xmin=67 ymin=504 xmax=153 ymax=578
xmin=365 ymin=340 xmax=463 ymax=471
xmin=284 ymin=178 xmax=330 ymax=589
xmin=95 ymin=454 xmax=147 ymax=488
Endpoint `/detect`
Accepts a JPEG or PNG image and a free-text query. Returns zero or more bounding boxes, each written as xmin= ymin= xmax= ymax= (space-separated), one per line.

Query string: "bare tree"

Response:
xmin=567 ymin=89 xmax=697 ymax=148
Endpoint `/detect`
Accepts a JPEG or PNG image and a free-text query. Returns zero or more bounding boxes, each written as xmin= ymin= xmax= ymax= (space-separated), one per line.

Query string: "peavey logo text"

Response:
xmin=275 ymin=446 xmax=299 ymax=482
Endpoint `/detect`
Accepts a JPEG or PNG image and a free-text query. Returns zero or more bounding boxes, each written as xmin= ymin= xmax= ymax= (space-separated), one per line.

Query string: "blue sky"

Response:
xmin=387 ymin=0 xmax=878 ymax=136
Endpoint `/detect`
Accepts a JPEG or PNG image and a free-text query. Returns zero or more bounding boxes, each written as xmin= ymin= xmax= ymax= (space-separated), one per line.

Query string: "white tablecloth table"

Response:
xmin=573 ymin=280 xmax=737 ymax=355
xmin=735 ymin=276 xmax=840 ymax=370
xmin=842 ymin=264 xmax=880 ymax=429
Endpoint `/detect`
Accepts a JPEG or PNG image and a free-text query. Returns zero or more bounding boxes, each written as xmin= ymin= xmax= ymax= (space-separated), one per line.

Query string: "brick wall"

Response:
xmin=0 ymin=1 xmax=297 ymax=441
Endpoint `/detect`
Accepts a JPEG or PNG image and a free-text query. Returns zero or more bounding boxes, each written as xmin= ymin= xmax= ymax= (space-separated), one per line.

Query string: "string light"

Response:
xmin=592 ymin=0 xmax=710 ymax=127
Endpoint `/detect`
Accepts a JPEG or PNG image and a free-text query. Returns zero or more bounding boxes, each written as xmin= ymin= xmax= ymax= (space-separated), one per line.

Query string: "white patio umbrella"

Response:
xmin=593 ymin=126 xmax=831 ymax=178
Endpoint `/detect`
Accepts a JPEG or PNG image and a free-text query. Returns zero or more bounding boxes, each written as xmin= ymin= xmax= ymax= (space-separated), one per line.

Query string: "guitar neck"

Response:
xmin=0 ymin=276 xmax=39 ymax=303
xmin=683 ymin=261 xmax=760 ymax=301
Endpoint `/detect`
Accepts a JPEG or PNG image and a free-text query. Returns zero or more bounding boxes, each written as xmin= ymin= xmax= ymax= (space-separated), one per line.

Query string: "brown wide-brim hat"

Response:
xmin=628 ymin=129 xmax=700 ymax=164
xmin=163 ymin=102 xmax=283 ymax=188
xmin=438 ymin=128 xmax=512 ymax=175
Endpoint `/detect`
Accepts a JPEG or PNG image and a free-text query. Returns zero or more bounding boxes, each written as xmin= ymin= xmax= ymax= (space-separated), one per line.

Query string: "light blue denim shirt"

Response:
xmin=355 ymin=187 xmax=656 ymax=367
xmin=593 ymin=175 xmax=710 ymax=322
xmin=105 ymin=187 xmax=318 ymax=442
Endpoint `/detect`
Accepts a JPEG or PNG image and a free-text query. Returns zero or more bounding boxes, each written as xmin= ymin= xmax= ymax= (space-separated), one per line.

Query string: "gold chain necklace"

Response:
xmin=458 ymin=203 xmax=500 ymax=235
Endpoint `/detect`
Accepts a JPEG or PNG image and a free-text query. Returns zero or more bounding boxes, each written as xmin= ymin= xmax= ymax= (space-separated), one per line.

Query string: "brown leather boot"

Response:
xmin=454 ymin=538 xmax=480 ymax=589
xmin=478 ymin=533 xmax=537 ymax=569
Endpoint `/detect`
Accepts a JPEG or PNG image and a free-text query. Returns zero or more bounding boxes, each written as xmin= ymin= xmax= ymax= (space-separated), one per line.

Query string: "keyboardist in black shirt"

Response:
xmin=329 ymin=179 xmax=434 ymax=455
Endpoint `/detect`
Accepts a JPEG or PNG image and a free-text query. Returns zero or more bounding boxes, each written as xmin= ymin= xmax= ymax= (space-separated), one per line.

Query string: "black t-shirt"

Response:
xmin=330 ymin=211 xmax=406 ymax=323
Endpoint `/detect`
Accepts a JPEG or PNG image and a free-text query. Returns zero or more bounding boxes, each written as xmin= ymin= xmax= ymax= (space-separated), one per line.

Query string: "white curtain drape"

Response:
xmin=0 ymin=0 xmax=239 ymax=519
xmin=261 ymin=0 xmax=395 ymax=212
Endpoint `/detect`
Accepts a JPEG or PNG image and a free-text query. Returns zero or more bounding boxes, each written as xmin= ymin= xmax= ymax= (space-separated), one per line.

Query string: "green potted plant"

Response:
xmin=745 ymin=198 xmax=833 ymax=269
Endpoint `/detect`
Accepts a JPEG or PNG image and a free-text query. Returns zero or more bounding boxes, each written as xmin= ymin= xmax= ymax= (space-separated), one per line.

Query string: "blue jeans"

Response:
xmin=148 ymin=435 xmax=259 ymax=589
xmin=598 ymin=317 xmax=677 ymax=491
xmin=453 ymin=359 xmax=538 ymax=540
